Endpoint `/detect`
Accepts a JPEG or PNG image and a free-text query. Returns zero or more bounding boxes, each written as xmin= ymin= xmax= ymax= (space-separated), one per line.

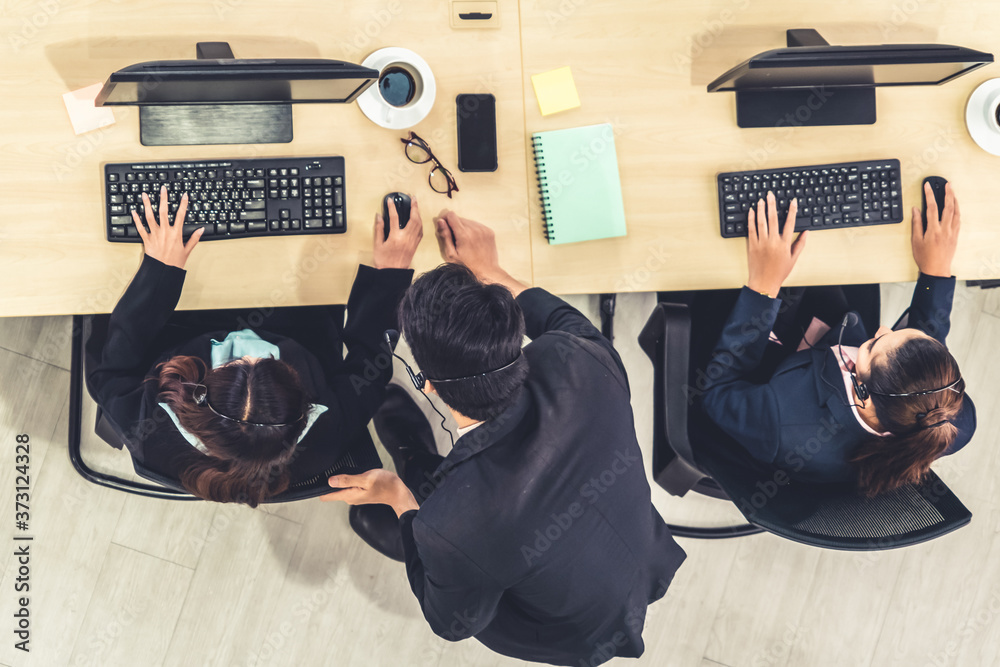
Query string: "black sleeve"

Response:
xmin=699 ymin=287 xmax=786 ymax=464
xmin=399 ymin=510 xmax=504 ymax=641
xmin=516 ymin=287 xmax=627 ymax=382
xmin=906 ymin=273 xmax=956 ymax=343
xmin=85 ymin=255 xmax=187 ymax=434
xmin=324 ymin=265 xmax=413 ymax=429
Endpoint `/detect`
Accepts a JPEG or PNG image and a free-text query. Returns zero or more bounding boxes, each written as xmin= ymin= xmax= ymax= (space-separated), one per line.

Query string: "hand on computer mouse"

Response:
xmin=911 ymin=181 xmax=960 ymax=278
xmin=131 ymin=186 xmax=203 ymax=269
xmin=373 ymin=195 xmax=423 ymax=270
xmin=745 ymin=191 xmax=808 ymax=297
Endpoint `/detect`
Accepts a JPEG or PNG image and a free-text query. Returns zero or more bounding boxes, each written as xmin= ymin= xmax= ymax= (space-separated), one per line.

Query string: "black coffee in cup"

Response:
xmin=379 ymin=67 xmax=416 ymax=107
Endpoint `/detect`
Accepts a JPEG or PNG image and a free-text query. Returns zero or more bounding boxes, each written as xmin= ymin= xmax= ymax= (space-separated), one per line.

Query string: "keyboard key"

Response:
xmin=110 ymin=226 xmax=126 ymax=237
xmin=305 ymin=218 xmax=324 ymax=229
xmin=247 ymin=221 xmax=267 ymax=232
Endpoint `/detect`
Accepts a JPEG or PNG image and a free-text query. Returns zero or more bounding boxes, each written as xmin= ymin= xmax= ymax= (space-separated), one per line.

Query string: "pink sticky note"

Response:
xmin=62 ymin=83 xmax=116 ymax=135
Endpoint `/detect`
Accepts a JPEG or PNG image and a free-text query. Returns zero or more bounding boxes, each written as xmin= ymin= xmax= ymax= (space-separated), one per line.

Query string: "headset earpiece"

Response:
xmin=853 ymin=376 xmax=870 ymax=402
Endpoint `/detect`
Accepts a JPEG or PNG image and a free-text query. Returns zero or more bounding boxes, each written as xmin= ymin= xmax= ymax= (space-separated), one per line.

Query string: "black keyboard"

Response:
xmin=103 ymin=157 xmax=347 ymax=242
xmin=717 ymin=159 xmax=903 ymax=238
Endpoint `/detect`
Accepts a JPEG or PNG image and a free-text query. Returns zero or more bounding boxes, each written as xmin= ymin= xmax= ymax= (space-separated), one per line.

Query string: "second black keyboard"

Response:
xmin=717 ymin=159 xmax=903 ymax=238
xmin=104 ymin=156 xmax=347 ymax=242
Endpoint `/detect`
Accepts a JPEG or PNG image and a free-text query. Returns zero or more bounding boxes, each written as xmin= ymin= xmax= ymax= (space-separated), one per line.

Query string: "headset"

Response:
xmin=181 ymin=381 xmax=304 ymax=427
xmin=834 ymin=313 xmax=964 ymax=403
xmin=382 ymin=330 xmax=522 ymax=392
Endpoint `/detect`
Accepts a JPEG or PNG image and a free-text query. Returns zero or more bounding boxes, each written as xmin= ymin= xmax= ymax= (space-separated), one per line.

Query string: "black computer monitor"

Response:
xmin=95 ymin=42 xmax=379 ymax=145
xmin=707 ymin=29 xmax=993 ymax=128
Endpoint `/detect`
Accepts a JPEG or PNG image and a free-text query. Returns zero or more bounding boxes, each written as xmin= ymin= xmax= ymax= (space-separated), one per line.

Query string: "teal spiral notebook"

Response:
xmin=531 ymin=123 xmax=627 ymax=245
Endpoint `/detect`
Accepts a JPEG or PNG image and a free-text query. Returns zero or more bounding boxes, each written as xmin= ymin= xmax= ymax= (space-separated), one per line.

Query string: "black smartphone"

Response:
xmin=456 ymin=93 xmax=498 ymax=172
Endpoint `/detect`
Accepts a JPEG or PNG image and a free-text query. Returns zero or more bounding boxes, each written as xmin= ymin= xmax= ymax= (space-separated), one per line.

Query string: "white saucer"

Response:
xmin=966 ymin=78 xmax=1000 ymax=156
xmin=357 ymin=47 xmax=436 ymax=130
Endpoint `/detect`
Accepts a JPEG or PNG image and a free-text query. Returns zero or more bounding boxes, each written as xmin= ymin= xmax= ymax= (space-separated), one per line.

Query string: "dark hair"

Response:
xmin=156 ymin=355 xmax=310 ymax=507
xmin=398 ymin=263 xmax=529 ymax=421
xmin=850 ymin=336 xmax=964 ymax=496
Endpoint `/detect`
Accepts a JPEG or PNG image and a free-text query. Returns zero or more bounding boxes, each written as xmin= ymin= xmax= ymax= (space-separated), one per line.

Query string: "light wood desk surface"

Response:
xmin=5 ymin=1 xmax=1000 ymax=317
xmin=0 ymin=0 xmax=531 ymax=316
xmin=520 ymin=0 xmax=1000 ymax=294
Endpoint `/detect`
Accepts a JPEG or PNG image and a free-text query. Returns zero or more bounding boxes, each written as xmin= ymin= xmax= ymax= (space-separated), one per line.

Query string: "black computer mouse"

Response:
xmin=382 ymin=192 xmax=411 ymax=240
xmin=921 ymin=176 xmax=948 ymax=232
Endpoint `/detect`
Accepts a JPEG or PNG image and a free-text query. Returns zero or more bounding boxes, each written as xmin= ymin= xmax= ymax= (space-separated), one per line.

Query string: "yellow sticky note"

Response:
xmin=531 ymin=66 xmax=581 ymax=116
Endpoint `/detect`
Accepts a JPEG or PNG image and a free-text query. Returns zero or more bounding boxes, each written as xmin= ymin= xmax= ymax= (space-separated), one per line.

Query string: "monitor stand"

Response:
xmin=734 ymin=29 xmax=877 ymax=129
xmin=138 ymin=42 xmax=293 ymax=146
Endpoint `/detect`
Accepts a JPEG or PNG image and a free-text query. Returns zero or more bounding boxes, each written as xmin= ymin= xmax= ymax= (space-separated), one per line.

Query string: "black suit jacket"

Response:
xmin=699 ymin=273 xmax=976 ymax=483
xmin=85 ymin=255 xmax=413 ymax=485
xmin=398 ymin=288 xmax=686 ymax=667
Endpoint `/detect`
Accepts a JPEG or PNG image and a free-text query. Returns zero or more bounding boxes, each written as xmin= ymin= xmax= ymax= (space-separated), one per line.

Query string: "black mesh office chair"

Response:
xmin=69 ymin=314 xmax=382 ymax=502
xmin=638 ymin=301 xmax=972 ymax=550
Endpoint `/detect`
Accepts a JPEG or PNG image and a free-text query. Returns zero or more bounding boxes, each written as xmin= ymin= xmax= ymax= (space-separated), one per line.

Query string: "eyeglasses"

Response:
xmin=401 ymin=132 xmax=459 ymax=199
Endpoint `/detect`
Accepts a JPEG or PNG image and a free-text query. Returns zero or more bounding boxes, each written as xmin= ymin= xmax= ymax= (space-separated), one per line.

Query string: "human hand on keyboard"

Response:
xmin=746 ymin=191 xmax=808 ymax=297
xmin=373 ymin=195 xmax=423 ymax=270
xmin=131 ymin=185 xmax=203 ymax=269
xmin=911 ymin=181 xmax=960 ymax=278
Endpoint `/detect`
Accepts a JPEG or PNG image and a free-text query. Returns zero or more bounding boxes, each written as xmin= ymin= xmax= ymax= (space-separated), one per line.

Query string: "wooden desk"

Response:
xmin=0 ymin=0 xmax=531 ymax=316
xmin=519 ymin=0 xmax=1000 ymax=294
xmin=5 ymin=1 xmax=1000 ymax=316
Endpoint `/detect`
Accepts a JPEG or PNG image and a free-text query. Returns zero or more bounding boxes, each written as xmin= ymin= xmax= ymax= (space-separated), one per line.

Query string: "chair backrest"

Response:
xmin=642 ymin=301 xmax=972 ymax=550
xmin=76 ymin=314 xmax=381 ymax=504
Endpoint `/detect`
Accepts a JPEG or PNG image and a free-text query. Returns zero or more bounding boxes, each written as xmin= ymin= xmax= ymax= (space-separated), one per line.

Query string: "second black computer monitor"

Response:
xmin=708 ymin=29 xmax=993 ymax=128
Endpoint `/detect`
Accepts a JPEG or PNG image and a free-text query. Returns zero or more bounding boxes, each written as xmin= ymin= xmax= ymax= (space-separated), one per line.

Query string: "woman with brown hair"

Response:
xmin=86 ymin=188 xmax=423 ymax=506
xmin=697 ymin=182 xmax=975 ymax=496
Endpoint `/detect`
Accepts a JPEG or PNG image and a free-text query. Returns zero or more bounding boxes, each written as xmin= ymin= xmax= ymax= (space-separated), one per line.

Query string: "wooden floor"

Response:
xmin=0 ymin=283 xmax=998 ymax=667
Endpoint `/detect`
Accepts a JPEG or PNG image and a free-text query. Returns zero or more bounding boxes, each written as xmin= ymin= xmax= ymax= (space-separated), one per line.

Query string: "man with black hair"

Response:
xmin=322 ymin=211 xmax=685 ymax=666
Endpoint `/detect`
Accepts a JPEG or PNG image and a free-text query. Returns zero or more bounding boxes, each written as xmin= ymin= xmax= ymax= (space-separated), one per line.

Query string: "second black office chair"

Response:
xmin=638 ymin=299 xmax=972 ymax=550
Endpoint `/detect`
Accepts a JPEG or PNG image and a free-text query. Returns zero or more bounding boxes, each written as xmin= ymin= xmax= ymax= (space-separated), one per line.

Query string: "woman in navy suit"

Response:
xmin=86 ymin=189 xmax=422 ymax=506
xmin=697 ymin=183 xmax=975 ymax=496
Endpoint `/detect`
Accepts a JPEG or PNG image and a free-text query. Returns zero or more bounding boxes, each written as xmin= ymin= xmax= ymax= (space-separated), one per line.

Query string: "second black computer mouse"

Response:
xmin=921 ymin=176 xmax=948 ymax=231
xmin=382 ymin=192 xmax=411 ymax=240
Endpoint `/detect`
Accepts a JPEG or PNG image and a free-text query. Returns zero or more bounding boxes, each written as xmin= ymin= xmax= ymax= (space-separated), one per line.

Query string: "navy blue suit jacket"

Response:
xmin=85 ymin=256 xmax=413 ymax=483
xmin=699 ymin=274 xmax=976 ymax=483
xmin=398 ymin=289 xmax=686 ymax=666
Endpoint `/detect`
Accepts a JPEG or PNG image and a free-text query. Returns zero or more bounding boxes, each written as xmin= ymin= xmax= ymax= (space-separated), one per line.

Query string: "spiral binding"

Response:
xmin=532 ymin=136 xmax=555 ymax=241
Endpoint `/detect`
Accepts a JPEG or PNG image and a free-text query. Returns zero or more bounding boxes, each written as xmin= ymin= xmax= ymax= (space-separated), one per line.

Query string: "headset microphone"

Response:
xmin=383 ymin=329 xmax=426 ymax=391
